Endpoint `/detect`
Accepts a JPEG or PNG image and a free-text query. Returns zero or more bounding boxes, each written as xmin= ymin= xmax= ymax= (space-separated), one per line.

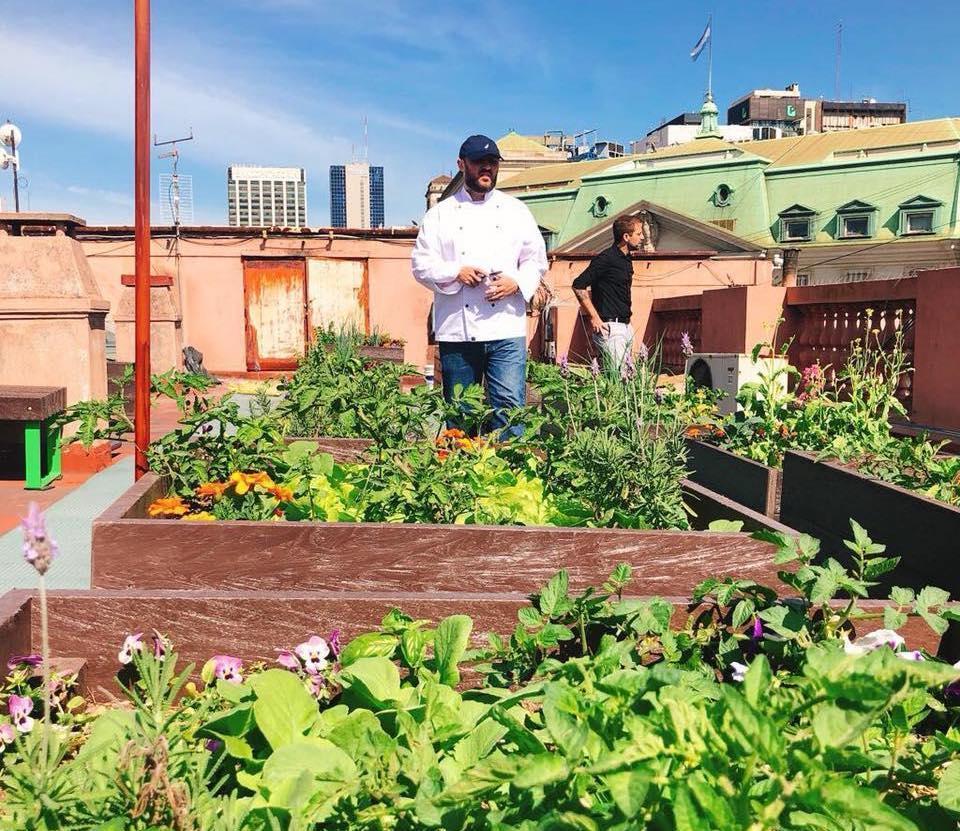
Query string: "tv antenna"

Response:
xmin=834 ymin=21 xmax=842 ymax=101
xmin=154 ymin=128 xmax=194 ymax=230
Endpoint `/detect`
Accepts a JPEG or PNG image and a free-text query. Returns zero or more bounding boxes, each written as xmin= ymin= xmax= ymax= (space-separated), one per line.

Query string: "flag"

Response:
xmin=690 ymin=21 xmax=711 ymax=61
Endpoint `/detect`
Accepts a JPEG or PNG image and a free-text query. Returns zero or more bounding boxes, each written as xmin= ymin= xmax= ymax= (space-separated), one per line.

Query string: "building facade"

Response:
xmin=330 ymin=162 xmax=385 ymax=229
xmin=502 ymin=118 xmax=960 ymax=286
xmin=226 ymin=165 xmax=306 ymax=228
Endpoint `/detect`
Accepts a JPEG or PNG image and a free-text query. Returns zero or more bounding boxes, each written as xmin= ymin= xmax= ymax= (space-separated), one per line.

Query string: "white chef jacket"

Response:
xmin=411 ymin=187 xmax=548 ymax=343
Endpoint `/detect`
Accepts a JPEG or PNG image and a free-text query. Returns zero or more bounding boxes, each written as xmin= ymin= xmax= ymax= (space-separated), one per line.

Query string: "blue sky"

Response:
xmin=3 ymin=1 xmax=958 ymax=227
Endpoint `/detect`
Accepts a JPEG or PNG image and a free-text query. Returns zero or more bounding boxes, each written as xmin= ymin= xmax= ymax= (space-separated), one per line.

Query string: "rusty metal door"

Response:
xmin=243 ymin=258 xmax=308 ymax=371
xmin=306 ymin=258 xmax=368 ymax=337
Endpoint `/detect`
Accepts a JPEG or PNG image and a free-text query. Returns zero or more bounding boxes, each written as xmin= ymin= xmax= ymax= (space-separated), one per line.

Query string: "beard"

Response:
xmin=464 ymin=167 xmax=498 ymax=193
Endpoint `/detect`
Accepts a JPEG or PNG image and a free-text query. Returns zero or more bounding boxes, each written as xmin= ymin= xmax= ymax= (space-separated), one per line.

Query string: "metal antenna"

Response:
xmin=154 ymin=129 xmax=194 ymax=229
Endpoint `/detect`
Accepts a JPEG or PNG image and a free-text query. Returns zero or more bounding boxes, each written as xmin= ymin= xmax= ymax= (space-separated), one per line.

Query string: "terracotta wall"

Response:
xmin=545 ymin=255 xmax=773 ymax=362
xmin=912 ymin=267 xmax=960 ymax=430
xmin=81 ymin=234 xmax=432 ymax=372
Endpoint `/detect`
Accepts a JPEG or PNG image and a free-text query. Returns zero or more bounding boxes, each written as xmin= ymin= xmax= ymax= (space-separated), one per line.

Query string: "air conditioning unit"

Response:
xmin=685 ymin=353 xmax=788 ymax=416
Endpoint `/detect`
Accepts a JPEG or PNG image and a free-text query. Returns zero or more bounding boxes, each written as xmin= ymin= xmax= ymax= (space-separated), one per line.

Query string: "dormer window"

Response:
xmin=836 ymin=200 xmax=877 ymax=239
xmin=899 ymin=195 xmax=941 ymax=236
xmin=713 ymin=183 xmax=733 ymax=207
xmin=778 ymin=204 xmax=816 ymax=242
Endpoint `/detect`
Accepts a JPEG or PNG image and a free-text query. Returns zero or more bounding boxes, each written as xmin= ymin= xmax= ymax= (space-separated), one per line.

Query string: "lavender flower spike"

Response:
xmin=21 ymin=502 xmax=58 ymax=576
xmin=590 ymin=357 xmax=601 ymax=377
xmin=680 ymin=331 xmax=694 ymax=358
xmin=558 ymin=353 xmax=569 ymax=377
xmin=638 ymin=342 xmax=649 ymax=362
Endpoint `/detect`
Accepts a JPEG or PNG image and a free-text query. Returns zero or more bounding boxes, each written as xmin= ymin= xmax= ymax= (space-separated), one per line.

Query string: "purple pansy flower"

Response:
xmin=275 ymin=649 xmax=300 ymax=670
xmin=21 ymin=502 xmax=58 ymax=576
xmin=6 ymin=654 xmax=42 ymax=671
xmin=118 ymin=633 xmax=144 ymax=665
xmin=205 ymin=738 xmax=223 ymax=753
xmin=843 ymin=629 xmax=904 ymax=657
xmin=295 ymin=636 xmax=330 ymax=675
xmin=306 ymin=673 xmax=325 ymax=698
xmin=211 ymin=655 xmax=243 ymax=683
xmin=730 ymin=662 xmax=748 ymax=683
xmin=0 ymin=722 xmax=15 ymax=748
xmin=8 ymin=695 xmax=34 ymax=733
xmin=897 ymin=650 xmax=925 ymax=662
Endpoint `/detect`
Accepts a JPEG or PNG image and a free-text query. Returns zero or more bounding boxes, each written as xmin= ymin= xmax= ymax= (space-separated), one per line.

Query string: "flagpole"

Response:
xmin=707 ymin=13 xmax=713 ymax=99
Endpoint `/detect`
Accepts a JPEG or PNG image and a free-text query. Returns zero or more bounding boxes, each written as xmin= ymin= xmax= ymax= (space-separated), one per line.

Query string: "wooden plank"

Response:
xmin=685 ymin=439 xmax=781 ymax=518
xmin=0 ymin=589 xmax=946 ymax=697
xmin=91 ymin=474 xmax=790 ymax=594
xmin=0 ymin=386 xmax=67 ymax=421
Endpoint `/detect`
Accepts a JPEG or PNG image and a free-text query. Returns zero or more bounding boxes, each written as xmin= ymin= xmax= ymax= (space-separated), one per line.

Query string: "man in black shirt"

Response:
xmin=572 ymin=214 xmax=644 ymax=368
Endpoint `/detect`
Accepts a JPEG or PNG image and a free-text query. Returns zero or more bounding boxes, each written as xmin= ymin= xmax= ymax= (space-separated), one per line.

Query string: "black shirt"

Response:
xmin=571 ymin=245 xmax=633 ymax=322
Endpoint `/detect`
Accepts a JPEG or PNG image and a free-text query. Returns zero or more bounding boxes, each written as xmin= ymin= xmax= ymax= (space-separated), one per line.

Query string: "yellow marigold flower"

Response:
xmin=147 ymin=496 xmax=189 ymax=518
xmin=181 ymin=511 xmax=217 ymax=522
xmin=228 ymin=471 xmax=277 ymax=495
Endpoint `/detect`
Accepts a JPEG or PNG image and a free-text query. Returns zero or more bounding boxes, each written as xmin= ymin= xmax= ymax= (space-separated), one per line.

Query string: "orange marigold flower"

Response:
xmin=270 ymin=485 xmax=295 ymax=502
xmin=439 ymin=428 xmax=466 ymax=440
xmin=147 ymin=496 xmax=189 ymax=518
xmin=437 ymin=449 xmax=450 ymax=461
xmin=455 ymin=438 xmax=475 ymax=451
xmin=196 ymin=481 xmax=230 ymax=499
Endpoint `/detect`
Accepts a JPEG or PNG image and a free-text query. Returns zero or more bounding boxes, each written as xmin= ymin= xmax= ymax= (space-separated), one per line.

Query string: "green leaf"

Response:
xmin=262 ymin=737 xmax=356 ymax=784
xmin=863 ymin=556 xmax=899 ymax=580
xmin=518 ymin=606 xmax=542 ymax=628
xmin=604 ymin=768 xmax=651 ymax=819
xmin=539 ymin=570 xmax=571 ymax=616
xmin=890 ymin=586 xmax=915 ymax=606
xmin=708 ymin=519 xmax=744 ymax=532
xmin=883 ymin=607 xmax=908 ymax=630
xmin=542 ymin=682 xmax=589 ymax=757
xmin=812 ymin=704 xmax=877 ymax=750
xmin=511 ymin=753 xmax=569 ymax=788
xmin=731 ymin=599 xmax=755 ymax=630
xmin=251 ymin=669 xmax=321 ymax=751
xmin=918 ymin=608 xmax=950 ymax=636
xmin=917 ymin=586 xmax=951 ymax=610
xmin=339 ymin=632 xmax=399 ymax=667
xmin=743 ymin=654 xmax=773 ymax=709
xmin=672 ymin=782 xmax=701 ymax=831
xmin=938 ymin=760 xmax=960 ymax=813
xmin=338 ymin=656 xmax=402 ymax=709
xmin=433 ymin=614 xmax=473 ymax=687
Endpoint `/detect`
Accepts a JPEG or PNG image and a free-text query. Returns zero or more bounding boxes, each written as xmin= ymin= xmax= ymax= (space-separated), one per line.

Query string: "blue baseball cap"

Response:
xmin=459 ymin=134 xmax=503 ymax=161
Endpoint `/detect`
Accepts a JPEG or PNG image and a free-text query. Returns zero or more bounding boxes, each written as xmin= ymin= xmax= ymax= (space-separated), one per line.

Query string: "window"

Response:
xmin=898 ymin=195 xmax=941 ymax=236
xmin=783 ymin=219 xmax=811 ymax=241
xmin=840 ymin=215 xmax=870 ymax=238
xmin=836 ymin=200 xmax=877 ymax=240
xmin=713 ymin=183 xmax=733 ymax=207
xmin=843 ymin=270 xmax=871 ymax=283
xmin=904 ymin=211 xmax=934 ymax=234
xmin=777 ymin=204 xmax=816 ymax=242
xmin=796 ymin=273 xmax=810 ymax=286
xmin=590 ymin=195 xmax=610 ymax=218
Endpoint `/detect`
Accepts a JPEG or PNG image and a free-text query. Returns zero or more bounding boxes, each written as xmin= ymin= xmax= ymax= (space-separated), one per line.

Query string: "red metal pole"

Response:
xmin=134 ymin=0 xmax=151 ymax=479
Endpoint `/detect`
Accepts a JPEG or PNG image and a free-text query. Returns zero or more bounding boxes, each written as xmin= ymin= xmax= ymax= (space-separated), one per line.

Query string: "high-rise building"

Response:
xmin=227 ymin=165 xmax=307 ymax=227
xmin=329 ymin=162 xmax=384 ymax=228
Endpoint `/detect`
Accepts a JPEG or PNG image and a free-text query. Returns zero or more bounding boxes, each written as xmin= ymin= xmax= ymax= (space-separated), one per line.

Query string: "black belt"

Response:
xmin=602 ymin=317 xmax=630 ymax=324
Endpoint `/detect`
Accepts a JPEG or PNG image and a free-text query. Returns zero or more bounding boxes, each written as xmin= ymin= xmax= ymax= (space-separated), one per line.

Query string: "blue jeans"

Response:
xmin=440 ymin=337 xmax=526 ymax=438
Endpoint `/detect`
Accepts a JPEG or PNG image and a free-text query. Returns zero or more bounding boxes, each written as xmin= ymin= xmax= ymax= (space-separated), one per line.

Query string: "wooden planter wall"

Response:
xmin=684 ymin=439 xmax=781 ymax=518
xmin=0 ymin=589 xmax=948 ymax=697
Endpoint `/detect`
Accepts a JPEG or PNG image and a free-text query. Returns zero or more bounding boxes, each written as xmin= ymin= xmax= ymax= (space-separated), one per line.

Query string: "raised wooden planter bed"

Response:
xmin=684 ymin=439 xmax=781 ymax=518
xmin=781 ymin=450 xmax=960 ymax=597
xmin=91 ymin=471 xmax=793 ymax=594
xmin=1 ymin=589 xmax=948 ymax=697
